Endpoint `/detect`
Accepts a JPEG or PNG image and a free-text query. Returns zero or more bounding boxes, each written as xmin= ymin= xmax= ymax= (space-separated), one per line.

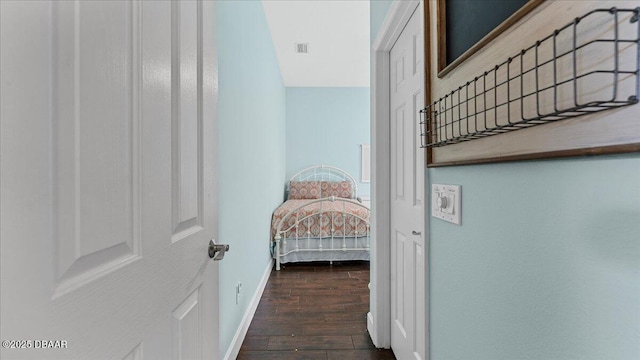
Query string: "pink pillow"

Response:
xmin=288 ymin=181 xmax=321 ymax=200
xmin=321 ymin=181 xmax=353 ymax=199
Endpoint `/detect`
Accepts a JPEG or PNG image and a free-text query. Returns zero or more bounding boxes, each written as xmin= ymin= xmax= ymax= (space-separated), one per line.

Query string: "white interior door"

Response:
xmin=389 ymin=6 xmax=426 ymax=360
xmin=0 ymin=1 xmax=219 ymax=359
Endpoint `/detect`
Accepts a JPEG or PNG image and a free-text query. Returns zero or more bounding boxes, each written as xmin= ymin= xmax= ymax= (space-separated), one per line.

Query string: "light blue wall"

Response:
xmin=370 ymin=0 xmax=394 ymax=44
xmin=215 ymin=1 xmax=286 ymax=358
xmin=286 ymin=87 xmax=371 ymax=197
xmin=430 ymin=155 xmax=640 ymax=360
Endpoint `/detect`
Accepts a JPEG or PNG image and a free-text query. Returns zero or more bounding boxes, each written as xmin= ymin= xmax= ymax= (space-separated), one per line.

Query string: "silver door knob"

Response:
xmin=412 ymin=231 xmax=421 ymax=235
xmin=209 ymin=239 xmax=229 ymax=260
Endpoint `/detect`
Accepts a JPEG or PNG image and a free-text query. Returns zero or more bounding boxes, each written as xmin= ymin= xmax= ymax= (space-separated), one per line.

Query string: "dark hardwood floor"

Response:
xmin=238 ymin=261 xmax=396 ymax=360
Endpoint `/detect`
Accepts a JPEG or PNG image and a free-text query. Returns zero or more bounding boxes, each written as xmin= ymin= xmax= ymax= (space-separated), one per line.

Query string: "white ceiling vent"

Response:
xmin=295 ymin=43 xmax=309 ymax=54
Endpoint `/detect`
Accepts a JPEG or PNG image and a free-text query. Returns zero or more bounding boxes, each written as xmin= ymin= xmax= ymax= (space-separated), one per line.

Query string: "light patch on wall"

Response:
xmin=361 ymin=144 xmax=370 ymax=183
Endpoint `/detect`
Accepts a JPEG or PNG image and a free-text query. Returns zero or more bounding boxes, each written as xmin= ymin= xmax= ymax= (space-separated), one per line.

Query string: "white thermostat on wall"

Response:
xmin=431 ymin=184 xmax=461 ymax=225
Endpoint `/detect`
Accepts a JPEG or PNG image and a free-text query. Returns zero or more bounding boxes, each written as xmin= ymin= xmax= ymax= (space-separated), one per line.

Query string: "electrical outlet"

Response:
xmin=235 ymin=282 xmax=242 ymax=305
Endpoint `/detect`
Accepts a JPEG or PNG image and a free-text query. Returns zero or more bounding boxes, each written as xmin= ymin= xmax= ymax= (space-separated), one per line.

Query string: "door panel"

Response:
xmin=394 ymin=230 xmax=407 ymax=332
xmin=390 ymin=5 xmax=426 ymax=360
xmin=53 ymin=0 xmax=142 ymax=296
xmin=395 ymin=106 xmax=405 ymax=199
xmin=415 ymin=242 xmax=426 ymax=357
xmin=395 ymin=51 xmax=406 ymax=89
xmin=172 ymin=0 xmax=203 ymax=240
xmin=0 ymin=1 xmax=219 ymax=359
xmin=413 ymin=91 xmax=424 ymax=208
xmin=124 ymin=344 xmax=143 ymax=360
xmin=173 ymin=289 xmax=203 ymax=360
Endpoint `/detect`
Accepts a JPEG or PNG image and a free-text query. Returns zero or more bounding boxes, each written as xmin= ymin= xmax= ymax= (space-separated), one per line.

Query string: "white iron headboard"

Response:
xmin=288 ymin=165 xmax=358 ymax=199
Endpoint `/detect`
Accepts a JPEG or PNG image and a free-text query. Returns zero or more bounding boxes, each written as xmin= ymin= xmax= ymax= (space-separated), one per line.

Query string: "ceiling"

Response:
xmin=262 ymin=0 xmax=370 ymax=87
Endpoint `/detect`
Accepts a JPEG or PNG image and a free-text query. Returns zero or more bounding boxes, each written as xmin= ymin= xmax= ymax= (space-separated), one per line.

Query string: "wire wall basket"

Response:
xmin=420 ymin=7 xmax=640 ymax=148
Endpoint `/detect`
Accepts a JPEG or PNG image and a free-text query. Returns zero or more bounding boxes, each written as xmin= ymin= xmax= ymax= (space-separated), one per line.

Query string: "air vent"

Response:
xmin=295 ymin=43 xmax=309 ymax=54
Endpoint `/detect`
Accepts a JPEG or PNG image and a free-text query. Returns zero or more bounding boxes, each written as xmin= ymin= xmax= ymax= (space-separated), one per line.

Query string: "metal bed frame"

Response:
xmin=274 ymin=165 xmax=370 ymax=270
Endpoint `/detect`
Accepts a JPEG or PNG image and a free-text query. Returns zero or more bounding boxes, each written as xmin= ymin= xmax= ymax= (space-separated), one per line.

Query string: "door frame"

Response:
xmin=369 ymin=0 xmax=429 ymax=351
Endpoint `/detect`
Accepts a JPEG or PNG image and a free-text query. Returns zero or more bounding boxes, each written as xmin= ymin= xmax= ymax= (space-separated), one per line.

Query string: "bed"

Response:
xmin=271 ymin=165 xmax=370 ymax=270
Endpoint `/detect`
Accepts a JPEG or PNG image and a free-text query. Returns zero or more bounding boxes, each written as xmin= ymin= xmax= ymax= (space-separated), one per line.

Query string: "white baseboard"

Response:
xmin=367 ymin=311 xmax=377 ymax=346
xmin=367 ymin=311 xmax=391 ymax=349
xmin=223 ymin=259 xmax=273 ymax=360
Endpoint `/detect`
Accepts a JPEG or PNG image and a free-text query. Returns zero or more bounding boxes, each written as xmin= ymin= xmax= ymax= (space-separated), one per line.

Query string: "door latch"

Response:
xmin=208 ymin=239 xmax=229 ymax=260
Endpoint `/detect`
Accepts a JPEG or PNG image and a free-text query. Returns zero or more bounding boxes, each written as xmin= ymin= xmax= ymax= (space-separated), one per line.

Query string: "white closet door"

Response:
xmin=389 ymin=5 xmax=426 ymax=360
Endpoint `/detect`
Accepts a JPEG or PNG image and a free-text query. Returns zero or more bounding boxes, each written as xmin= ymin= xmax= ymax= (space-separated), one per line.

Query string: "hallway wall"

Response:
xmin=430 ymin=155 xmax=640 ymax=360
xmin=372 ymin=1 xmax=640 ymax=359
xmin=370 ymin=0 xmax=393 ymax=45
xmin=286 ymin=87 xmax=371 ymax=197
xmin=216 ymin=1 xmax=286 ymax=357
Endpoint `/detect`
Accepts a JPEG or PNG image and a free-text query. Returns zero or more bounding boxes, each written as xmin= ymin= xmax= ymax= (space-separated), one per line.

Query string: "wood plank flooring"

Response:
xmin=238 ymin=261 xmax=396 ymax=360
